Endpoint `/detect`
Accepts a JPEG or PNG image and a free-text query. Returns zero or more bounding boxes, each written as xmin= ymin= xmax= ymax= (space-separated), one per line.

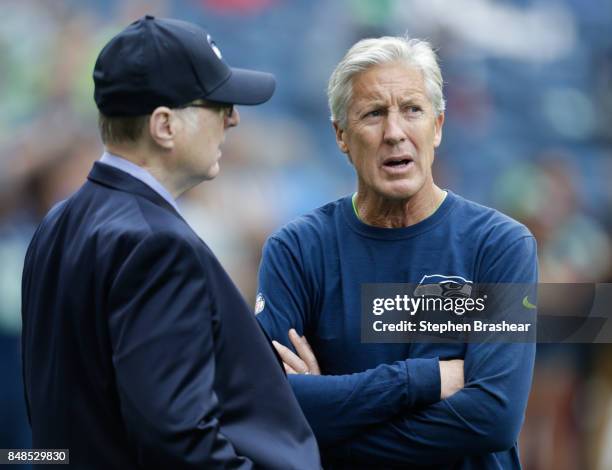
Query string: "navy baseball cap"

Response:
xmin=93 ymin=15 xmax=276 ymax=116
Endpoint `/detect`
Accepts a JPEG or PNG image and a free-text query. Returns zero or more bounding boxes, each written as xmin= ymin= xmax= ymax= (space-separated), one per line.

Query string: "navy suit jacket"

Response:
xmin=21 ymin=162 xmax=320 ymax=469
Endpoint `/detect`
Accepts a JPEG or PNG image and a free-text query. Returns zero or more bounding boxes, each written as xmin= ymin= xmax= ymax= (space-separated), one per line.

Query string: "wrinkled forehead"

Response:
xmin=350 ymin=62 xmax=428 ymax=106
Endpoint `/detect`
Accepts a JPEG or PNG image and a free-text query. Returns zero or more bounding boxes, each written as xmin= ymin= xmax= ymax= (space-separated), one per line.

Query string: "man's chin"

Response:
xmin=204 ymin=163 xmax=221 ymax=180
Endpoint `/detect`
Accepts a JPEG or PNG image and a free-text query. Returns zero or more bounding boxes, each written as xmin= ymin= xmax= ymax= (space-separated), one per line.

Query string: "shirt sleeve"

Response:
xmin=256 ymin=235 xmax=441 ymax=446
xmin=107 ymin=232 xmax=253 ymax=469
xmin=327 ymin=235 xmax=538 ymax=466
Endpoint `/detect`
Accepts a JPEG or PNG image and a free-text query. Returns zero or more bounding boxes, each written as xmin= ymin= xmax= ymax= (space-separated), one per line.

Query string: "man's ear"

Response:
xmin=433 ymin=112 xmax=445 ymax=148
xmin=149 ymin=107 xmax=176 ymax=150
xmin=333 ymin=121 xmax=350 ymax=155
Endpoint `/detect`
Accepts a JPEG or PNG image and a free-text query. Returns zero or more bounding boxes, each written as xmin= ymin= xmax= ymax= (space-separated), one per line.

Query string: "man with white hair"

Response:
xmin=256 ymin=36 xmax=536 ymax=468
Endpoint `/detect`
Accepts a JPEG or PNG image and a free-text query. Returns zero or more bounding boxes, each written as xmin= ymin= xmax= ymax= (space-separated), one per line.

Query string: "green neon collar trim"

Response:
xmin=352 ymin=192 xmax=359 ymax=219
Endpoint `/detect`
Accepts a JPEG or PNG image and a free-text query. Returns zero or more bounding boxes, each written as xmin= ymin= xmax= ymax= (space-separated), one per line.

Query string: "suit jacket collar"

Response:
xmin=88 ymin=162 xmax=182 ymax=219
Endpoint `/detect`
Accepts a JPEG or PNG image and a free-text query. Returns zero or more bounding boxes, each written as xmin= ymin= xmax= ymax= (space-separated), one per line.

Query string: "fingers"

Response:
xmin=272 ymin=331 xmax=322 ymax=376
xmin=272 ymin=340 xmax=309 ymax=374
xmin=288 ymin=329 xmax=321 ymax=375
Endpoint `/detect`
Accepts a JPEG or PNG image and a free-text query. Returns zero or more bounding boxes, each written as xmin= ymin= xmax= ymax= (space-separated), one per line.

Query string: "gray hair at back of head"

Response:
xmin=327 ymin=36 xmax=445 ymax=128
xmin=98 ymin=104 xmax=202 ymax=145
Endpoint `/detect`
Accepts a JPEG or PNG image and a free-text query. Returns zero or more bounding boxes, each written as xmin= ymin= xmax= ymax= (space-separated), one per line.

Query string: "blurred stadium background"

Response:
xmin=1 ymin=0 xmax=611 ymax=468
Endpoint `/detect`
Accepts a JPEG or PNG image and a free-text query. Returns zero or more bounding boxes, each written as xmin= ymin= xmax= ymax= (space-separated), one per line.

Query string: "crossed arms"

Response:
xmin=272 ymin=331 xmax=533 ymax=465
xmin=274 ymin=330 xmax=464 ymax=445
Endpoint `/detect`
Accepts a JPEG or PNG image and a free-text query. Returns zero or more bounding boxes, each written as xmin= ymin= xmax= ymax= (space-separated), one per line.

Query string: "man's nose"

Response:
xmin=225 ymin=107 xmax=240 ymax=128
xmin=383 ymin=110 xmax=406 ymax=145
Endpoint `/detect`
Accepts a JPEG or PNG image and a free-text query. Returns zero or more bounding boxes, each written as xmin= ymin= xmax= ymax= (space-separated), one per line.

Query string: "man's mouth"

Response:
xmin=382 ymin=156 xmax=414 ymax=170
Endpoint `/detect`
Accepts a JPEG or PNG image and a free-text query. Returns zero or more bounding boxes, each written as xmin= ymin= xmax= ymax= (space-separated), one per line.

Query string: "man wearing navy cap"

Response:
xmin=21 ymin=16 xmax=320 ymax=469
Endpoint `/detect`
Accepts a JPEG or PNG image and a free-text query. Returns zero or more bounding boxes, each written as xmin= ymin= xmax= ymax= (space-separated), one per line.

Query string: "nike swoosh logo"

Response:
xmin=522 ymin=296 xmax=536 ymax=309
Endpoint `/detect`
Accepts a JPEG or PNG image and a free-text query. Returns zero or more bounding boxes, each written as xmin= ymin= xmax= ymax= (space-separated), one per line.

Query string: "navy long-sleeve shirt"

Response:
xmin=256 ymin=191 xmax=537 ymax=469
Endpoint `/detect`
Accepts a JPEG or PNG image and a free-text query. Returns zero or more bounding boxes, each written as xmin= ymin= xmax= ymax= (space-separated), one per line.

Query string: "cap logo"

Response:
xmin=207 ymin=34 xmax=223 ymax=60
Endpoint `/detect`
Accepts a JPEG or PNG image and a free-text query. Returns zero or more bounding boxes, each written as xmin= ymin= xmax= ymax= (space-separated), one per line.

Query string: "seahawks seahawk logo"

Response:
xmin=413 ymin=275 xmax=473 ymax=298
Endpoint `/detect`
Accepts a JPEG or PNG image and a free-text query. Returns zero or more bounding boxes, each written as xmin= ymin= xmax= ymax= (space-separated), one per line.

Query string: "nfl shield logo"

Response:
xmin=254 ymin=293 xmax=265 ymax=315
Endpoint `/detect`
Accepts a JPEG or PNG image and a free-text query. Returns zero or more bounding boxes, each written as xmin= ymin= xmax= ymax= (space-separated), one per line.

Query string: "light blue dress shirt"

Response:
xmin=99 ymin=152 xmax=181 ymax=214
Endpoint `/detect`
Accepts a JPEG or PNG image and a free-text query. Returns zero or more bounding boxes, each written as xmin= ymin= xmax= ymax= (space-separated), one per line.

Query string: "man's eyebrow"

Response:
xmin=399 ymin=92 xmax=427 ymax=103
xmin=356 ymin=92 xmax=426 ymax=106
xmin=354 ymin=99 xmax=387 ymax=111
xmin=398 ymin=98 xmax=425 ymax=108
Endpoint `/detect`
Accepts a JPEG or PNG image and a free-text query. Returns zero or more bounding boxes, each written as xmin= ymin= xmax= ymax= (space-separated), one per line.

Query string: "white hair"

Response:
xmin=327 ymin=36 xmax=446 ymax=128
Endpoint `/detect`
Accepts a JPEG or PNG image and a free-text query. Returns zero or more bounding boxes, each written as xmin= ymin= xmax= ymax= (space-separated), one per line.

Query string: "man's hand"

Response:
xmin=439 ymin=359 xmax=464 ymax=399
xmin=272 ymin=329 xmax=321 ymax=375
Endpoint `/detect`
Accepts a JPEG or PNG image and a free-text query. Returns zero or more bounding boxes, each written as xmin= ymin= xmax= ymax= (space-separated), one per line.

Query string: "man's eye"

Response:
xmin=365 ymin=109 xmax=383 ymax=118
xmin=406 ymin=105 xmax=422 ymax=113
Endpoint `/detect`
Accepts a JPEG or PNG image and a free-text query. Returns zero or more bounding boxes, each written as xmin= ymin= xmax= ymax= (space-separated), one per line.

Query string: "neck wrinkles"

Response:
xmin=356 ymin=183 xmax=446 ymax=228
